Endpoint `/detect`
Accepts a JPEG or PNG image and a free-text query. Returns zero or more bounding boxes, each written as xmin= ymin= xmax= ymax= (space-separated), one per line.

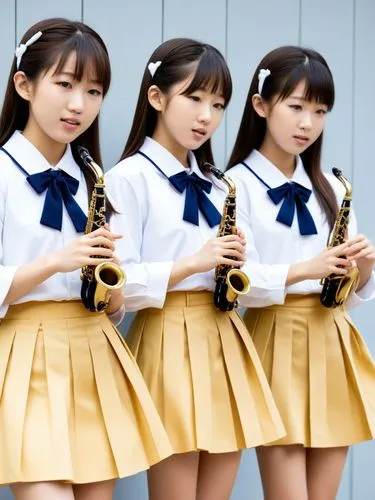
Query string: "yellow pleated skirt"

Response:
xmin=0 ymin=301 xmax=172 ymax=485
xmin=244 ymin=294 xmax=375 ymax=448
xmin=127 ymin=291 xmax=286 ymax=454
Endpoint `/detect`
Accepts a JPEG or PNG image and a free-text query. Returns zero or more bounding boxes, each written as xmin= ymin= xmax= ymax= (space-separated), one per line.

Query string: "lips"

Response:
xmin=192 ymin=128 xmax=206 ymax=137
xmin=61 ymin=118 xmax=81 ymax=126
xmin=294 ymin=135 xmax=309 ymax=142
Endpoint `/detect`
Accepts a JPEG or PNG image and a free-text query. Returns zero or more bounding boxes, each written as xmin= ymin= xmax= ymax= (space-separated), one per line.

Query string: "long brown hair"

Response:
xmin=0 ymin=17 xmax=112 ymax=212
xmin=227 ymin=45 xmax=338 ymax=228
xmin=120 ymin=37 xmax=232 ymax=170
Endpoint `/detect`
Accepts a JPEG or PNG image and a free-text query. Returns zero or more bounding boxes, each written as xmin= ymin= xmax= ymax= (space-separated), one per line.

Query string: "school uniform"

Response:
xmin=0 ymin=131 xmax=171 ymax=485
xmin=105 ymin=137 xmax=285 ymax=455
xmin=229 ymin=149 xmax=375 ymax=447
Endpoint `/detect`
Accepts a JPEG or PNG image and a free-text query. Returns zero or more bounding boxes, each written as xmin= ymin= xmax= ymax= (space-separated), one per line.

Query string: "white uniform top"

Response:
xmin=105 ymin=137 xmax=228 ymax=312
xmin=0 ymin=131 xmax=89 ymax=318
xmin=229 ymin=149 xmax=375 ymax=308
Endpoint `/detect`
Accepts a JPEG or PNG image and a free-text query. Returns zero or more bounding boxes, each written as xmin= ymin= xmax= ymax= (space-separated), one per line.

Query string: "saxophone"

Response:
xmin=209 ymin=165 xmax=251 ymax=311
xmin=320 ymin=167 xmax=360 ymax=308
xmin=78 ymin=146 xmax=126 ymax=312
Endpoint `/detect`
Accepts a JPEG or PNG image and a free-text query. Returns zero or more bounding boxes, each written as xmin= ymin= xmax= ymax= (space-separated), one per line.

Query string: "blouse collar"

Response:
xmin=243 ymin=149 xmax=312 ymax=190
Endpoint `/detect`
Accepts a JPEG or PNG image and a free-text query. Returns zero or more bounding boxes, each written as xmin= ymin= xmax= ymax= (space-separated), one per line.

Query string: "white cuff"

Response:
xmin=238 ymin=263 xmax=289 ymax=307
xmin=347 ymin=271 xmax=375 ymax=309
xmin=107 ymin=303 xmax=126 ymax=326
xmin=0 ymin=265 xmax=19 ymax=318
xmin=124 ymin=261 xmax=174 ymax=311
xmin=147 ymin=261 xmax=174 ymax=308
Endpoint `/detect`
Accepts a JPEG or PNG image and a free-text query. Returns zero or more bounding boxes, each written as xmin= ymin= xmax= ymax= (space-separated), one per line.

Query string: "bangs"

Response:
xmin=51 ymin=33 xmax=111 ymax=95
xmin=181 ymin=49 xmax=232 ymax=106
xmin=279 ymin=59 xmax=334 ymax=110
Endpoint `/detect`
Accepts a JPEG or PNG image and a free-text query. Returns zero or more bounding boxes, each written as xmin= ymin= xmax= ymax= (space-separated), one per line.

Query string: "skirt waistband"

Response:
xmin=266 ymin=294 xmax=333 ymax=310
xmin=5 ymin=300 xmax=98 ymax=320
xmin=164 ymin=291 xmax=213 ymax=307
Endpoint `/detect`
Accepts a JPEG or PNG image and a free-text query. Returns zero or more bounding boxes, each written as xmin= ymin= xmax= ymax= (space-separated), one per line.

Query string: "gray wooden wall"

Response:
xmin=0 ymin=0 xmax=374 ymax=498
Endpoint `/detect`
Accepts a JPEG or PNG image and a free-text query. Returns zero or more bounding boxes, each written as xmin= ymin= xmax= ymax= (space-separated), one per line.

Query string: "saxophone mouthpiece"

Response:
xmin=205 ymin=162 xmax=225 ymax=180
xmin=332 ymin=167 xmax=342 ymax=177
xmin=77 ymin=146 xmax=93 ymax=167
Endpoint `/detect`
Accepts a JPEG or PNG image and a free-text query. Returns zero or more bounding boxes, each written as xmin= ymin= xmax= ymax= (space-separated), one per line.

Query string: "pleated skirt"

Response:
xmin=244 ymin=294 xmax=375 ymax=448
xmin=127 ymin=291 xmax=286 ymax=454
xmin=0 ymin=301 xmax=172 ymax=485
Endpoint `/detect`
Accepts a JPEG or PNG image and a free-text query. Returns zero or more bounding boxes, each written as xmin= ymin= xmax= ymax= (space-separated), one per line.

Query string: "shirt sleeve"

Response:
xmin=0 ymin=179 xmax=19 ymax=317
xmin=233 ymin=175 xmax=289 ymax=308
xmin=105 ymin=169 xmax=173 ymax=312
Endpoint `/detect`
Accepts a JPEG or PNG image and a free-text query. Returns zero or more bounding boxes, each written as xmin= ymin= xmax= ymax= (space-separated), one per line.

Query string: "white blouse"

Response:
xmin=105 ymin=137 xmax=228 ymax=312
xmin=0 ymin=131 xmax=89 ymax=318
xmin=229 ymin=150 xmax=375 ymax=308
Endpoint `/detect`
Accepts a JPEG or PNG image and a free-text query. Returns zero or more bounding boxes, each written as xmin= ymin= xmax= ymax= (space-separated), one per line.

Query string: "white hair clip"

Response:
xmin=148 ymin=61 xmax=162 ymax=78
xmin=258 ymin=68 xmax=271 ymax=95
xmin=15 ymin=31 xmax=43 ymax=70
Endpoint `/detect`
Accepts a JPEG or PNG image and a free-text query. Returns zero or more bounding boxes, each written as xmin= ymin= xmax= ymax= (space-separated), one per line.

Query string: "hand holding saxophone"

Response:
xmin=346 ymin=234 xmax=375 ymax=263
xmin=168 ymin=231 xmax=246 ymax=289
xmin=345 ymin=234 xmax=375 ymax=289
xmin=49 ymin=226 xmax=123 ymax=273
xmin=192 ymin=233 xmax=246 ymax=274
xmin=287 ymin=242 xmax=352 ymax=285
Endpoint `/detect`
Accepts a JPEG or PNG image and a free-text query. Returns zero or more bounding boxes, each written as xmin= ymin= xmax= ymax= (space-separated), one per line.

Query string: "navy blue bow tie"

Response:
xmin=267 ymin=181 xmax=317 ymax=236
xmin=26 ymin=169 xmax=87 ymax=232
xmin=168 ymin=171 xmax=221 ymax=227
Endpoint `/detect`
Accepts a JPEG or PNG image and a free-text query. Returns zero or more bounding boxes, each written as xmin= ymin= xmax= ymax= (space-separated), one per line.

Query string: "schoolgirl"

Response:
xmin=227 ymin=45 xmax=375 ymax=500
xmin=0 ymin=17 xmax=171 ymax=500
xmin=105 ymin=38 xmax=285 ymax=500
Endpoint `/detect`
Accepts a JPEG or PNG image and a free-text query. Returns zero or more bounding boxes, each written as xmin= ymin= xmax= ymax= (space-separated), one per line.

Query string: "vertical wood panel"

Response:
xmin=0 ymin=0 xmax=16 ymax=104
xmin=352 ymin=441 xmax=375 ymax=499
xmin=226 ymin=0 xmax=300 ymax=162
xmin=231 ymin=449 xmax=262 ymax=500
xmin=0 ymin=487 xmax=12 ymax=500
xmin=16 ymin=0 xmax=82 ymax=40
xmin=84 ymin=0 xmax=163 ymax=169
xmin=352 ymin=0 xmax=375 ymax=241
xmin=300 ymin=0 xmax=354 ymax=180
xmin=350 ymin=1 xmax=375 ymax=499
xmin=163 ymin=0 xmax=228 ymax=168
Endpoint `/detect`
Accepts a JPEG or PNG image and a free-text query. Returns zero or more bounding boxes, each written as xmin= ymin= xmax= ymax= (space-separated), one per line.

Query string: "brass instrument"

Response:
xmin=78 ymin=146 xmax=126 ymax=312
xmin=208 ymin=165 xmax=251 ymax=311
xmin=320 ymin=167 xmax=360 ymax=308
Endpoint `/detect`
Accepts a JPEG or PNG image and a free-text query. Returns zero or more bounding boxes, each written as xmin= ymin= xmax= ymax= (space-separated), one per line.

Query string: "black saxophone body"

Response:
xmin=209 ymin=165 xmax=250 ymax=311
xmin=320 ymin=168 xmax=360 ymax=308
xmin=78 ymin=146 xmax=126 ymax=312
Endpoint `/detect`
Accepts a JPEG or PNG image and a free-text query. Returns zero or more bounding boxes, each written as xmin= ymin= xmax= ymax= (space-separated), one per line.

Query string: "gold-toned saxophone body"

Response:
xmin=78 ymin=146 xmax=126 ymax=312
xmin=320 ymin=167 xmax=360 ymax=308
xmin=209 ymin=165 xmax=250 ymax=311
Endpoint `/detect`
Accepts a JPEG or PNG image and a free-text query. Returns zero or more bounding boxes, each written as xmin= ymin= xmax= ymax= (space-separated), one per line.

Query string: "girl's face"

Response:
xmin=19 ymin=51 xmax=103 ymax=153
xmin=260 ymin=80 xmax=328 ymax=157
xmin=151 ymin=71 xmax=225 ymax=158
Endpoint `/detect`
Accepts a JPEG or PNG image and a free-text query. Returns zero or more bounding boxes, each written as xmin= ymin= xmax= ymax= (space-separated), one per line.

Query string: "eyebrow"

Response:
xmin=56 ymin=71 xmax=101 ymax=84
xmin=289 ymin=94 xmax=328 ymax=106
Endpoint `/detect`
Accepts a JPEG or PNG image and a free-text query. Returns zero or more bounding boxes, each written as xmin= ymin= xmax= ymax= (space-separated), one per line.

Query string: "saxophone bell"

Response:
xmin=92 ymin=262 xmax=126 ymax=312
xmin=225 ymin=268 xmax=251 ymax=305
xmin=78 ymin=146 xmax=126 ymax=313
